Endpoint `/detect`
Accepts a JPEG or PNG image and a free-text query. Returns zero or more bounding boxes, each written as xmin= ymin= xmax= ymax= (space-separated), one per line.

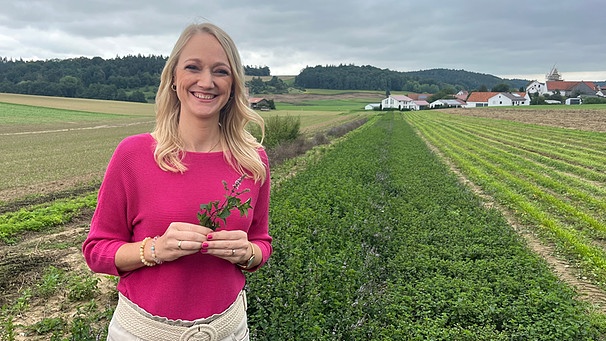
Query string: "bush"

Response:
xmin=581 ymin=96 xmax=606 ymax=104
xmin=262 ymin=115 xmax=301 ymax=148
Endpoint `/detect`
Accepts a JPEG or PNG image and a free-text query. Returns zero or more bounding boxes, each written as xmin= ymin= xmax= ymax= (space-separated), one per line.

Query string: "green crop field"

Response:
xmin=246 ymin=112 xmax=606 ymax=339
xmin=3 ymin=93 xmax=606 ymax=340
xmin=406 ymin=110 xmax=606 ymax=289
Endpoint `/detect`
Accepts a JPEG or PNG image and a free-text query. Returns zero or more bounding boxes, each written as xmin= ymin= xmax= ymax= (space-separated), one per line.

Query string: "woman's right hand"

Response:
xmin=154 ymin=222 xmax=213 ymax=262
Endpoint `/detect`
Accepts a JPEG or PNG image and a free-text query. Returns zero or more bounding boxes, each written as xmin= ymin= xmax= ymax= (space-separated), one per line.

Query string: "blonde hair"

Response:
xmin=152 ymin=23 xmax=266 ymax=183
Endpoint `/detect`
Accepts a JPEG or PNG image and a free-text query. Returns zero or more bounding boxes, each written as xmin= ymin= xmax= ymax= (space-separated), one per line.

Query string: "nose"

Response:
xmin=197 ymin=69 xmax=215 ymax=89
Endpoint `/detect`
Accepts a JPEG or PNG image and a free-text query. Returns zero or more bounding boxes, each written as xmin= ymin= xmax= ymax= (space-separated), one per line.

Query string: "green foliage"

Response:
xmin=491 ymin=83 xmax=511 ymax=92
xmin=252 ymin=115 xmax=301 ymax=148
xmin=407 ymin=111 xmax=606 ymax=285
xmin=1 ymin=315 xmax=16 ymax=341
xmin=245 ymin=112 xmax=605 ymax=340
xmin=295 ymin=65 xmax=526 ymax=92
xmin=30 ymin=317 xmax=66 ymax=335
xmin=0 ymin=193 xmax=98 ymax=243
xmin=581 ymin=96 xmax=606 ymax=104
xmin=0 ymin=55 xmax=165 ymax=101
xmin=246 ymin=76 xmax=288 ymax=94
xmin=37 ymin=266 xmax=66 ymax=298
xmin=198 ymin=176 xmax=252 ymax=231
xmin=68 ymin=274 xmax=99 ymax=302
xmin=244 ymin=65 xmax=271 ymax=76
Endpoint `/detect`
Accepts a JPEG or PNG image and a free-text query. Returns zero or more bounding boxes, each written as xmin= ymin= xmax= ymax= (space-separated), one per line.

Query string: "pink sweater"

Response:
xmin=82 ymin=133 xmax=272 ymax=320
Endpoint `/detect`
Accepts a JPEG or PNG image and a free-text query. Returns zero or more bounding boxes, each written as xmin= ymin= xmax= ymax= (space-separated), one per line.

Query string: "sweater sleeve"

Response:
xmin=82 ymin=137 xmax=138 ymax=276
xmin=247 ymin=149 xmax=273 ymax=271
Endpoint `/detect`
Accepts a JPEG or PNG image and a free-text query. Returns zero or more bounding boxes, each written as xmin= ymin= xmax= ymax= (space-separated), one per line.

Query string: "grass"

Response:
xmin=0 ymin=93 xmax=155 ymax=116
xmin=0 ymin=95 xmax=373 ymax=204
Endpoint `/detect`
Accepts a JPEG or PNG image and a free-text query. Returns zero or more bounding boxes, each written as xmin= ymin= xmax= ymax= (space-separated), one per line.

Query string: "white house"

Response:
xmin=429 ymin=99 xmax=465 ymax=109
xmin=465 ymin=92 xmax=529 ymax=107
xmin=410 ymin=100 xmax=429 ymax=111
xmin=365 ymin=103 xmax=381 ymax=110
xmin=381 ymin=95 xmax=413 ymax=110
xmin=488 ymin=92 xmax=529 ymax=106
xmin=526 ymin=80 xmax=547 ymax=95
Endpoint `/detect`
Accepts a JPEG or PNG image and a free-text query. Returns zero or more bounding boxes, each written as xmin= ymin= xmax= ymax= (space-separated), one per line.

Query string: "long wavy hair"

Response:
xmin=152 ymin=23 xmax=266 ymax=183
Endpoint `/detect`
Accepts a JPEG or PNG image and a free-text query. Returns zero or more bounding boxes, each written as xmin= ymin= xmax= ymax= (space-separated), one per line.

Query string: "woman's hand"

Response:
xmin=200 ymin=229 xmax=251 ymax=264
xmin=154 ymin=222 xmax=213 ymax=262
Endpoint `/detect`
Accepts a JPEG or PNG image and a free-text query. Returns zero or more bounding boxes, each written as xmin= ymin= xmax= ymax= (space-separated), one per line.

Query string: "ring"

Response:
xmin=231 ymin=249 xmax=236 ymax=255
xmin=178 ymin=240 xmax=182 ymax=250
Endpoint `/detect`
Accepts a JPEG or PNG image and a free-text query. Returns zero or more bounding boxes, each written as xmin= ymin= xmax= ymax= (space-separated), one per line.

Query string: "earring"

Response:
xmin=171 ymin=84 xmax=177 ymax=91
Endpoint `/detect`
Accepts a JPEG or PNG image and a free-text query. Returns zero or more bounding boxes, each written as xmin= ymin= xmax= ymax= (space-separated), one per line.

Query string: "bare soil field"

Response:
xmin=444 ymin=106 xmax=606 ymax=132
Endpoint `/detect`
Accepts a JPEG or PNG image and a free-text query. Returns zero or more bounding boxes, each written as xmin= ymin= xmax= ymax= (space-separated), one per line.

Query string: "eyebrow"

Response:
xmin=182 ymin=58 xmax=230 ymax=68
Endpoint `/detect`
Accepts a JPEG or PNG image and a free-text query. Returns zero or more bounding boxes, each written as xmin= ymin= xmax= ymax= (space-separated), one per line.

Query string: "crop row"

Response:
xmin=405 ymin=111 xmax=606 ymax=285
xmin=0 ymin=193 xmax=97 ymax=244
xmin=245 ymin=112 xmax=605 ymax=340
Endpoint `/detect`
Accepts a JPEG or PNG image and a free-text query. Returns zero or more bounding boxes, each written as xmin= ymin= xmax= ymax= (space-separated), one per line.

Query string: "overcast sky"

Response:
xmin=1 ymin=0 xmax=604 ymax=81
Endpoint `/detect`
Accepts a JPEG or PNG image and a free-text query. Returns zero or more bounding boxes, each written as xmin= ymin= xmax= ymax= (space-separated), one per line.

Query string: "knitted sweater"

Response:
xmin=82 ymin=133 xmax=272 ymax=320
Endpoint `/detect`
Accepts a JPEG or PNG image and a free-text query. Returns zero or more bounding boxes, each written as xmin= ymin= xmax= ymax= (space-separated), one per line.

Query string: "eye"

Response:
xmin=185 ymin=64 xmax=200 ymax=71
xmin=215 ymin=68 xmax=231 ymax=76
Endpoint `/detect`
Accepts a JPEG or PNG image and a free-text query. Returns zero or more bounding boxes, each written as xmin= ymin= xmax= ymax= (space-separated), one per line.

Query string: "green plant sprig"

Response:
xmin=198 ymin=175 xmax=252 ymax=231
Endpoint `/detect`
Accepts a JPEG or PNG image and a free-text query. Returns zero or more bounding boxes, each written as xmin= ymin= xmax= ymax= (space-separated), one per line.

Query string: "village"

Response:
xmin=369 ymin=67 xmax=605 ymax=111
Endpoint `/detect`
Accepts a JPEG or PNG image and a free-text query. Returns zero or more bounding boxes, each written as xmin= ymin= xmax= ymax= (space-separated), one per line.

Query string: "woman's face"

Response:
xmin=173 ymin=32 xmax=233 ymax=121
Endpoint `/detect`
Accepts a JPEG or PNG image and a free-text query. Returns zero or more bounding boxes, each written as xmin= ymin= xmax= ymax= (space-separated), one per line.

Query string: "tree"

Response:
xmin=491 ymin=83 xmax=510 ymax=92
xmin=128 ymin=90 xmax=147 ymax=103
xmin=59 ymin=76 xmax=81 ymax=97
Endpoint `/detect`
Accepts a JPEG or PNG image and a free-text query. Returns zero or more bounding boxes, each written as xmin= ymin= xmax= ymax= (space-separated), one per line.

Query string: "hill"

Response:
xmin=1 ymin=56 xmax=529 ymax=102
xmin=294 ymin=64 xmax=528 ymax=93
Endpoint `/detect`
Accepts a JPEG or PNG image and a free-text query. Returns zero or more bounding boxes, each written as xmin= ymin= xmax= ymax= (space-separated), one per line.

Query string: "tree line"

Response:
xmin=294 ymin=64 xmax=527 ymax=93
xmin=0 ymin=55 xmax=529 ymax=103
xmin=0 ymin=55 xmax=273 ymax=102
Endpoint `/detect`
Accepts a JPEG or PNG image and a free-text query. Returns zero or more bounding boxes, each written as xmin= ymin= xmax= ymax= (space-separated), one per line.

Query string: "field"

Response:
xmin=2 ymin=94 xmax=606 ymax=339
xmin=0 ymin=92 xmax=371 ymax=203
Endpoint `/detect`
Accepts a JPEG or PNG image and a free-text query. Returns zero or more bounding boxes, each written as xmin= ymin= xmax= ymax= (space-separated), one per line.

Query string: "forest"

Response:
xmin=0 ymin=55 xmax=528 ymax=102
xmin=294 ymin=64 xmax=528 ymax=93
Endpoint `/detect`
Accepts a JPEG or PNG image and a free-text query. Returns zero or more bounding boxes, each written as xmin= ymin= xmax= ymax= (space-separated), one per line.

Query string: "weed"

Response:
xmin=68 ymin=275 xmax=99 ymax=302
xmin=37 ymin=266 xmax=66 ymax=298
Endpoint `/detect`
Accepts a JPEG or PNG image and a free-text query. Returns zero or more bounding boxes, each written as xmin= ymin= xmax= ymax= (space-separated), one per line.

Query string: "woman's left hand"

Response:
xmin=200 ymin=230 xmax=251 ymax=264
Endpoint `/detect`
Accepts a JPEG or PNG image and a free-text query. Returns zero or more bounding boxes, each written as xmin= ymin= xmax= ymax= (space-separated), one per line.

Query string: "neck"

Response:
xmin=179 ymin=119 xmax=222 ymax=153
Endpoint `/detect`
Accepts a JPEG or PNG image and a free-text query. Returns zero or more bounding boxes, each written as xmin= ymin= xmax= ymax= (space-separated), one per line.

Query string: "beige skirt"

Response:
xmin=107 ymin=291 xmax=249 ymax=341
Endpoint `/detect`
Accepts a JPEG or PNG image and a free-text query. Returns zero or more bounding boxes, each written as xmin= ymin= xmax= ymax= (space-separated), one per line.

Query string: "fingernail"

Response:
xmin=202 ymin=242 xmax=208 ymax=248
xmin=207 ymin=234 xmax=213 ymax=240
xmin=201 ymin=248 xmax=208 ymax=253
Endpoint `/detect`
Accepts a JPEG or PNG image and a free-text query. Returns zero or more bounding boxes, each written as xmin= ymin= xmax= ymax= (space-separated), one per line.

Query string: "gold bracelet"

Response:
xmin=237 ymin=242 xmax=256 ymax=269
xmin=139 ymin=237 xmax=156 ymax=267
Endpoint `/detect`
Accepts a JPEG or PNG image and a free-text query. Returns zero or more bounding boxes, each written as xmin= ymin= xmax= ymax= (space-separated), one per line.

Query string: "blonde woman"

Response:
xmin=83 ymin=22 xmax=271 ymax=341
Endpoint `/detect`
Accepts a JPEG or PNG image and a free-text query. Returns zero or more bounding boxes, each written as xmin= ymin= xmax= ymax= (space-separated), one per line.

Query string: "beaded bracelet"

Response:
xmin=139 ymin=237 xmax=156 ymax=267
xmin=151 ymin=236 xmax=163 ymax=265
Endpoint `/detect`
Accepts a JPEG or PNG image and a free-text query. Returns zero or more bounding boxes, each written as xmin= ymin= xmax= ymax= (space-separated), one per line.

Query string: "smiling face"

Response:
xmin=173 ymin=32 xmax=233 ymax=121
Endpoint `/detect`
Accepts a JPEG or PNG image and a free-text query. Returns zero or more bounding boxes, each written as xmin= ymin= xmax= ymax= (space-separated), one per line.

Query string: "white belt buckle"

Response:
xmin=180 ymin=323 xmax=218 ymax=341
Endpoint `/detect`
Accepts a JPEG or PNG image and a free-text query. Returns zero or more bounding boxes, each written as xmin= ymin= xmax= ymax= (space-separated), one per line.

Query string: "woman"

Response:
xmin=82 ymin=22 xmax=272 ymax=341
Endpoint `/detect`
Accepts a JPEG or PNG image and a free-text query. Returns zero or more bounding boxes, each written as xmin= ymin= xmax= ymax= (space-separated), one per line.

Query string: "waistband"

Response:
xmin=114 ymin=291 xmax=247 ymax=341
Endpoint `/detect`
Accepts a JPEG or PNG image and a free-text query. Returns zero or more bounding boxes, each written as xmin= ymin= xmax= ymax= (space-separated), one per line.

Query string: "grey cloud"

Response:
xmin=0 ymin=0 xmax=604 ymax=79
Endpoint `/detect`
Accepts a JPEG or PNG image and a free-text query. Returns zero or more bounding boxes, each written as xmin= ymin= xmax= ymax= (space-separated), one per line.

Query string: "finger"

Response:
xmin=176 ymin=239 xmax=203 ymax=251
xmin=206 ymin=229 xmax=246 ymax=241
xmin=170 ymin=222 xmax=210 ymax=233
